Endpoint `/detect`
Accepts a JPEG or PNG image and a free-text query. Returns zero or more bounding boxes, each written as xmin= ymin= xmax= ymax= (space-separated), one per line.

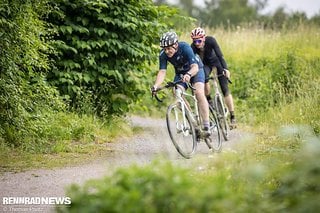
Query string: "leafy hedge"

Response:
xmin=0 ymin=0 xmax=65 ymax=146
xmin=46 ymin=0 xmax=174 ymax=117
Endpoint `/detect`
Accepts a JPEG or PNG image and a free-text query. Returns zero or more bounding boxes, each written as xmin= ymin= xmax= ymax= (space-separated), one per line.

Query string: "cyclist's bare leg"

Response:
xmin=224 ymin=94 xmax=236 ymax=128
xmin=204 ymin=82 xmax=211 ymax=96
xmin=193 ymin=82 xmax=210 ymax=127
xmin=224 ymin=94 xmax=234 ymax=112
xmin=205 ymin=80 xmax=218 ymax=107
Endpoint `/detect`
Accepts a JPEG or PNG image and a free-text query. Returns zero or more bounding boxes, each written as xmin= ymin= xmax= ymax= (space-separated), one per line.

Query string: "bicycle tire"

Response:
xmin=166 ymin=102 xmax=196 ymax=159
xmin=215 ymin=95 xmax=229 ymax=141
xmin=206 ymin=106 xmax=222 ymax=152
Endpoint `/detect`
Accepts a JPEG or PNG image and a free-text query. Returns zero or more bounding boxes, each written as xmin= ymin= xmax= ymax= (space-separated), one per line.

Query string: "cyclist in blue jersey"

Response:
xmin=151 ymin=31 xmax=211 ymax=136
xmin=191 ymin=27 xmax=236 ymax=128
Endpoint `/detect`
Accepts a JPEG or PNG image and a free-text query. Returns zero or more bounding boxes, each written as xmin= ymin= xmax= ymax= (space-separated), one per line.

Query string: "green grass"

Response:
xmin=204 ymin=25 xmax=320 ymax=61
xmin=0 ymin=112 xmax=141 ymax=173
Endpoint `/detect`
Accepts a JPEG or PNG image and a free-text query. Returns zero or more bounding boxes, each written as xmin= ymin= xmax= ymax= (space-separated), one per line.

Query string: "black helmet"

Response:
xmin=160 ymin=31 xmax=178 ymax=48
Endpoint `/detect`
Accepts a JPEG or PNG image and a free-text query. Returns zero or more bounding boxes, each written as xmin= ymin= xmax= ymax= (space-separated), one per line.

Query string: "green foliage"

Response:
xmin=271 ymin=137 xmax=320 ymax=212
xmin=0 ymin=76 xmax=65 ymax=147
xmin=232 ymin=51 xmax=308 ymax=110
xmin=46 ymin=0 xmax=177 ymax=117
xmin=0 ymin=0 xmax=50 ymax=71
xmin=211 ymin=26 xmax=320 ymax=132
xmin=0 ymin=0 xmax=66 ymax=147
xmin=60 ymin=162 xmax=197 ymax=212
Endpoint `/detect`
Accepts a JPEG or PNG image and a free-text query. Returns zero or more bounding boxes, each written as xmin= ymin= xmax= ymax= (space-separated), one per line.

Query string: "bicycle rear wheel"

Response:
xmin=166 ymin=102 xmax=196 ymax=159
xmin=215 ymin=95 xmax=229 ymax=141
xmin=206 ymin=106 xmax=222 ymax=152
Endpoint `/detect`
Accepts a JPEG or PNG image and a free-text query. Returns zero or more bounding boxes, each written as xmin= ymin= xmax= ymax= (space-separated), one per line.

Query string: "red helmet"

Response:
xmin=191 ymin=27 xmax=206 ymax=39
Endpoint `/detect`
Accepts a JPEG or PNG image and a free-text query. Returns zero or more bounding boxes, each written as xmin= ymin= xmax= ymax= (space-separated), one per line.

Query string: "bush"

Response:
xmin=46 ymin=0 xmax=179 ymax=117
xmin=271 ymin=134 xmax=320 ymax=212
xmin=0 ymin=0 xmax=66 ymax=148
xmin=59 ymin=162 xmax=198 ymax=212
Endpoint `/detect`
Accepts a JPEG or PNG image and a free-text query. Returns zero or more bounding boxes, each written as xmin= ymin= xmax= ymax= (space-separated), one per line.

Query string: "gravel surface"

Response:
xmin=0 ymin=116 xmax=252 ymax=213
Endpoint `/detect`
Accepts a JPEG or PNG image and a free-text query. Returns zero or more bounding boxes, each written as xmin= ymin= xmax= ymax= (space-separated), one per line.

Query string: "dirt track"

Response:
xmin=0 ymin=116 xmax=252 ymax=213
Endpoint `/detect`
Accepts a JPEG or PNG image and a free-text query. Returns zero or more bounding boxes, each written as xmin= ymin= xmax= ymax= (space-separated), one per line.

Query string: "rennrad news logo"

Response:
xmin=2 ymin=197 xmax=71 ymax=205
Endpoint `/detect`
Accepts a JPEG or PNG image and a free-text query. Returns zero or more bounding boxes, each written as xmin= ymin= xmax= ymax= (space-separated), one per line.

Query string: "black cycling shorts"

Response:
xmin=204 ymin=65 xmax=230 ymax=97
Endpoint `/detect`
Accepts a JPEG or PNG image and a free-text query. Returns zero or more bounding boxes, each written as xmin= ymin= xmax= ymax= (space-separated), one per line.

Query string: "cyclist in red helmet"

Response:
xmin=190 ymin=27 xmax=236 ymax=128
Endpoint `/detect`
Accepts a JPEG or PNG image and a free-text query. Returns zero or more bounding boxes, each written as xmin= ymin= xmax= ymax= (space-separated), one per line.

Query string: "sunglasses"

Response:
xmin=193 ymin=39 xmax=202 ymax=44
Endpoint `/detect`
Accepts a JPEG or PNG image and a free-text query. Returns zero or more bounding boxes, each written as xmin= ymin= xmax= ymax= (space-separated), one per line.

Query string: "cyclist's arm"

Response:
xmin=154 ymin=50 xmax=168 ymax=88
xmin=183 ymin=63 xmax=198 ymax=83
xmin=153 ymin=69 xmax=166 ymax=89
xmin=210 ymin=37 xmax=228 ymax=70
xmin=188 ymin=63 xmax=198 ymax=77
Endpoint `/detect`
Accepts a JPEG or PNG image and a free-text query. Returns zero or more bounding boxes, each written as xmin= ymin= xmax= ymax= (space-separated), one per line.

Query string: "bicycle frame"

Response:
xmin=174 ymin=87 xmax=200 ymax=130
xmin=153 ymin=79 xmax=222 ymax=158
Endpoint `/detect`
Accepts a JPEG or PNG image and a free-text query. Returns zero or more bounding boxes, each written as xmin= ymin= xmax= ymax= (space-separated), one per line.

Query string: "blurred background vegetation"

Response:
xmin=1 ymin=0 xmax=320 ymax=210
xmin=155 ymin=0 xmax=320 ymax=29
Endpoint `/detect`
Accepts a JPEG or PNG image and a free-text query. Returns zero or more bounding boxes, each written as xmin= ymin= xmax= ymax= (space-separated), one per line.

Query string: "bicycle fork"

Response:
xmin=172 ymin=95 xmax=191 ymax=137
xmin=174 ymin=106 xmax=186 ymax=135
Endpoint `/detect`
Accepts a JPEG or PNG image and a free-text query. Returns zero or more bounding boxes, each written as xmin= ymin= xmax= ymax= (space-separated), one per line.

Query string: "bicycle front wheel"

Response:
xmin=215 ymin=95 xmax=229 ymax=141
xmin=206 ymin=106 xmax=222 ymax=152
xmin=166 ymin=102 xmax=196 ymax=159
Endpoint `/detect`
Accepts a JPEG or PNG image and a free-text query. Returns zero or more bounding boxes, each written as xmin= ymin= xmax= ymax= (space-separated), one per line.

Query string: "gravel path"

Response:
xmin=0 ymin=116 xmax=252 ymax=213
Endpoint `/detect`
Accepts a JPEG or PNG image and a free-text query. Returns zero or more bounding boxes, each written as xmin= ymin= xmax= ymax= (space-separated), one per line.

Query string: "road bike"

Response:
xmin=153 ymin=80 xmax=222 ymax=159
xmin=207 ymin=74 xmax=231 ymax=141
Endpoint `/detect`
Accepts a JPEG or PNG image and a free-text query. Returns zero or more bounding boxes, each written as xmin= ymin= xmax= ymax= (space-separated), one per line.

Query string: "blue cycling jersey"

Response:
xmin=159 ymin=42 xmax=203 ymax=74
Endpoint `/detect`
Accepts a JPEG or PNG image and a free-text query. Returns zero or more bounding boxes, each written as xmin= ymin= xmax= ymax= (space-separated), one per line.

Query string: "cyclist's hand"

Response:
xmin=151 ymin=86 xmax=157 ymax=97
xmin=183 ymin=73 xmax=191 ymax=83
xmin=223 ymin=69 xmax=231 ymax=79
